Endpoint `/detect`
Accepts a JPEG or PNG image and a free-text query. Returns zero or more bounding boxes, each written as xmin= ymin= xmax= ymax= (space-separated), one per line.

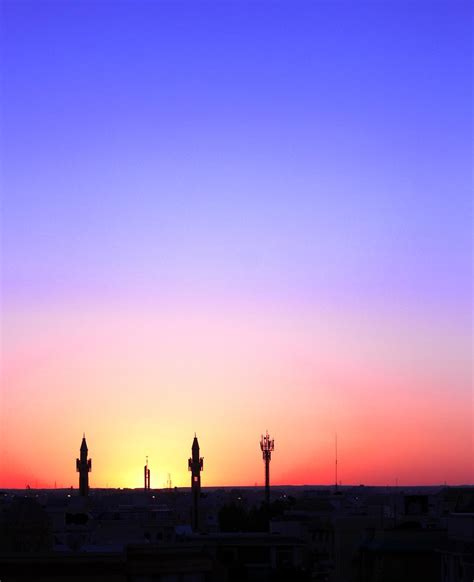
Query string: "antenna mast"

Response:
xmin=260 ymin=431 xmax=275 ymax=505
xmin=144 ymin=456 xmax=151 ymax=491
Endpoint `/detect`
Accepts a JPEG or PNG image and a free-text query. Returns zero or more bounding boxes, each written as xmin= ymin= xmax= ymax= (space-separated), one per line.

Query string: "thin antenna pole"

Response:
xmin=335 ymin=433 xmax=338 ymax=493
xmin=260 ymin=431 xmax=274 ymax=505
xmin=144 ymin=456 xmax=150 ymax=490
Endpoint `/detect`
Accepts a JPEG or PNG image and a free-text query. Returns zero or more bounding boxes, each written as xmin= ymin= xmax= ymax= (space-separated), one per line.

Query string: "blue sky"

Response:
xmin=2 ymin=1 xmax=471 ymax=315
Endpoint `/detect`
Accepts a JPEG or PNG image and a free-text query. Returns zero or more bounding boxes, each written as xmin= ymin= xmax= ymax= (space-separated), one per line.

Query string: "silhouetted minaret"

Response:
xmin=188 ymin=434 xmax=203 ymax=531
xmin=76 ymin=434 xmax=91 ymax=496
xmin=144 ymin=456 xmax=151 ymax=491
xmin=260 ymin=431 xmax=274 ymax=505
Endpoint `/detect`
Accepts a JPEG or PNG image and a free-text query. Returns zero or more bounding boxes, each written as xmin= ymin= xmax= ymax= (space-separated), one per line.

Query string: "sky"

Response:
xmin=0 ymin=0 xmax=472 ymax=489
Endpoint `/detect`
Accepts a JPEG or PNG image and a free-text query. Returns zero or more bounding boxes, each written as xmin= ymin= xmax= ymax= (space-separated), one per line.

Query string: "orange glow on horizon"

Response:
xmin=1 ymin=299 xmax=472 ymax=489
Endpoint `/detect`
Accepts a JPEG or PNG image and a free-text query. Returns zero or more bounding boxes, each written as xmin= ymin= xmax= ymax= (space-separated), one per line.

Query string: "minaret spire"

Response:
xmin=188 ymin=435 xmax=203 ymax=531
xmin=76 ymin=435 xmax=92 ymax=496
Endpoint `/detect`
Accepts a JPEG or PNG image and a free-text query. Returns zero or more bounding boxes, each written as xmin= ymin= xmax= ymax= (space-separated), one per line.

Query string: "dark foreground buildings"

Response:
xmin=0 ymin=485 xmax=473 ymax=581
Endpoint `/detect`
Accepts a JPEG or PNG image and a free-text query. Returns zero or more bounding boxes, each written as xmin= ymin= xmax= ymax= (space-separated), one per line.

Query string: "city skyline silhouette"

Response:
xmin=1 ymin=1 xmax=472 ymax=580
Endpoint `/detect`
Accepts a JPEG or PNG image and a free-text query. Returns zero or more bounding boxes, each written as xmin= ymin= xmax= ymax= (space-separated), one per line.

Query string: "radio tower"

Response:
xmin=188 ymin=434 xmax=203 ymax=531
xmin=76 ymin=434 xmax=92 ymax=496
xmin=260 ymin=431 xmax=274 ymax=505
xmin=144 ymin=456 xmax=151 ymax=491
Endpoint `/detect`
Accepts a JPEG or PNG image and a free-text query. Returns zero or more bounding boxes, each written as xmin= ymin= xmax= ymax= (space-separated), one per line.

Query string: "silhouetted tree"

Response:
xmin=219 ymin=498 xmax=295 ymax=532
xmin=218 ymin=502 xmax=248 ymax=532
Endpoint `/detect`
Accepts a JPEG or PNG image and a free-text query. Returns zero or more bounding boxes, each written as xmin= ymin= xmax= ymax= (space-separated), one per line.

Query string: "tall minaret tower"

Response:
xmin=76 ymin=434 xmax=92 ymax=496
xmin=260 ymin=431 xmax=274 ymax=505
xmin=188 ymin=434 xmax=203 ymax=531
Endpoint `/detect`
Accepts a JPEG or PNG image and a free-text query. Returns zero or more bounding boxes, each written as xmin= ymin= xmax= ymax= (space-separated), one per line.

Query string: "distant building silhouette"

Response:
xmin=260 ymin=431 xmax=274 ymax=505
xmin=188 ymin=434 xmax=203 ymax=531
xmin=144 ymin=457 xmax=151 ymax=491
xmin=76 ymin=434 xmax=91 ymax=496
xmin=0 ymin=497 xmax=53 ymax=553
